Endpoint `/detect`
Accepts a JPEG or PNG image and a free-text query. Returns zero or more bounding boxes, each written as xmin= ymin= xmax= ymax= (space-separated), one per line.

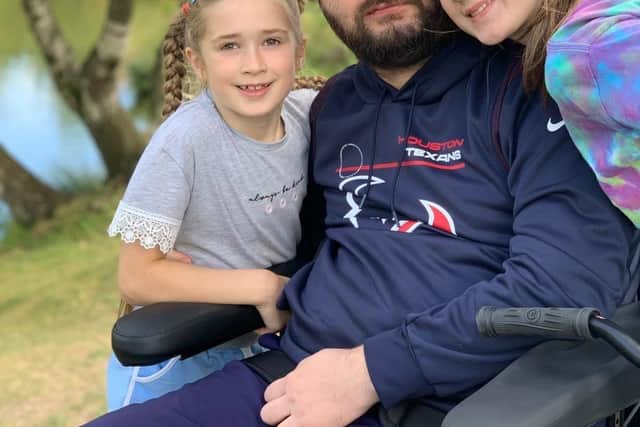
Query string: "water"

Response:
xmin=0 ymin=55 xmax=108 ymax=188
xmin=0 ymin=0 xmax=181 ymax=237
xmin=0 ymin=55 xmax=115 ymax=236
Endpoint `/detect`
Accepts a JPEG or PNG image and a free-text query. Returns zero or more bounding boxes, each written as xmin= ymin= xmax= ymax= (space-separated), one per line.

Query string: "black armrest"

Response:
xmin=111 ymin=259 xmax=305 ymax=367
xmin=443 ymin=302 xmax=640 ymax=427
xmin=112 ymin=303 xmax=262 ymax=366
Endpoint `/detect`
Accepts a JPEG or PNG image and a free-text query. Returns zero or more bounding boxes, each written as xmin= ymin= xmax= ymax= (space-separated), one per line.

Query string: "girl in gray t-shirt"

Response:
xmin=105 ymin=0 xmax=317 ymax=410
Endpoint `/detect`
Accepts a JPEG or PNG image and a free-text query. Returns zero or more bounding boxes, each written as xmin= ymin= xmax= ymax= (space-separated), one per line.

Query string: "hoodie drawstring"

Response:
xmin=358 ymin=89 xmax=387 ymax=210
xmin=389 ymin=84 xmax=419 ymax=224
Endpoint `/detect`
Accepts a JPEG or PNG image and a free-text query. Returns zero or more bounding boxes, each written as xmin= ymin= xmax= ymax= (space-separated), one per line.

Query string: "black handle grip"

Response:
xmin=476 ymin=307 xmax=600 ymax=340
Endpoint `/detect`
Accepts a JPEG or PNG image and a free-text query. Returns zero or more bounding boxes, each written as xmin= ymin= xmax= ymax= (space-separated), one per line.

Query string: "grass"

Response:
xmin=0 ymin=186 xmax=124 ymax=427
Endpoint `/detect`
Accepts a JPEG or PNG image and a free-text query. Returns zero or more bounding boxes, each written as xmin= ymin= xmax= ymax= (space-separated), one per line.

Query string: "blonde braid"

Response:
xmin=294 ymin=75 xmax=326 ymax=91
xmin=162 ymin=13 xmax=188 ymax=119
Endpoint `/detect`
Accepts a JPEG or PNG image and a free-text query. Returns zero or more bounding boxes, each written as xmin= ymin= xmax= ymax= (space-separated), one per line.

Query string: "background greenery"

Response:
xmin=0 ymin=1 xmax=354 ymax=425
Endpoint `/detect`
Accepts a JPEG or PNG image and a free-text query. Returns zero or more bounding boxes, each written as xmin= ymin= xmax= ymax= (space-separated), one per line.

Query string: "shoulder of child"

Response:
xmin=148 ymin=91 xmax=223 ymax=153
xmin=285 ymin=88 xmax=318 ymax=117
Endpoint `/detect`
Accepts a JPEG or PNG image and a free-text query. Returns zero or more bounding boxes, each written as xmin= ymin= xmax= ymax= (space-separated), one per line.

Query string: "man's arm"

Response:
xmin=362 ymin=84 xmax=637 ymax=408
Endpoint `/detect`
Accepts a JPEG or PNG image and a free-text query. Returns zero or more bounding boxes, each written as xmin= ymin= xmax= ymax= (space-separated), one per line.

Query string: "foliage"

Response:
xmin=0 ymin=0 xmax=177 ymax=67
xmin=301 ymin=2 xmax=356 ymax=77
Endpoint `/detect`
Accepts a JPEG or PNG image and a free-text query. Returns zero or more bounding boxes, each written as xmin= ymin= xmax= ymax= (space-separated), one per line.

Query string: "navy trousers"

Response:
xmin=85 ymin=360 xmax=382 ymax=427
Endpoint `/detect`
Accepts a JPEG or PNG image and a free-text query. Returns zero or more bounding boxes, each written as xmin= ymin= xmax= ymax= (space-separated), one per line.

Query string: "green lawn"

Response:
xmin=0 ymin=189 xmax=123 ymax=427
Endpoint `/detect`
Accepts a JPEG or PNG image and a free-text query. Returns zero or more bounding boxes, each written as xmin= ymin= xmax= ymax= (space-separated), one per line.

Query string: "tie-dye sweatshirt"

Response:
xmin=545 ymin=0 xmax=640 ymax=227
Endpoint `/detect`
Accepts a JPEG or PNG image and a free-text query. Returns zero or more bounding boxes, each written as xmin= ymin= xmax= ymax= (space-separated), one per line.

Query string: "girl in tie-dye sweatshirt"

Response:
xmin=545 ymin=0 xmax=639 ymax=227
xmin=440 ymin=0 xmax=639 ymax=227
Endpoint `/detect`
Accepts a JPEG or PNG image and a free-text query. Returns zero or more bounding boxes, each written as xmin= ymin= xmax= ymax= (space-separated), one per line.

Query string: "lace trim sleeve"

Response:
xmin=107 ymin=201 xmax=182 ymax=254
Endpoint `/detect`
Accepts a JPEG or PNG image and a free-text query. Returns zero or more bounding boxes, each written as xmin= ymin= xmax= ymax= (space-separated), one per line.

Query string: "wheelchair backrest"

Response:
xmin=624 ymin=230 xmax=640 ymax=303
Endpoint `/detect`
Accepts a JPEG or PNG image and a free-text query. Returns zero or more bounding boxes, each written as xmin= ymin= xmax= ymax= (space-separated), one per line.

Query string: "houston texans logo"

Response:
xmin=339 ymin=175 xmax=386 ymax=228
xmin=389 ymin=200 xmax=456 ymax=234
xmin=390 ymin=220 xmax=423 ymax=233
xmin=419 ymin=200 xmax=457 ymax=235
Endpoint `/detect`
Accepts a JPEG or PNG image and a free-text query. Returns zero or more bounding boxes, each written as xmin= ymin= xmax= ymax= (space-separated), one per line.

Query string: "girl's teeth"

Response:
xmin=470 ymin=2 xmax=488 ymax=17
xmin=241 ymin=84 xmax=268 ymax=90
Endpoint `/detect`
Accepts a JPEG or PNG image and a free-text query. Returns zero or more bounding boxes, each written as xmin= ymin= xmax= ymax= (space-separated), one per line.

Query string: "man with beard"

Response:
xmin=85 ymin=0 xmax=636 ymax=426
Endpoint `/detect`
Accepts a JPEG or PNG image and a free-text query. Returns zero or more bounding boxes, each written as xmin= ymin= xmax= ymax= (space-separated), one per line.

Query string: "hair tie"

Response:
xmin=181 ymin=0 xmax=196 ymax=16
xmin=181 ymin=2 xmax=190 ymax=16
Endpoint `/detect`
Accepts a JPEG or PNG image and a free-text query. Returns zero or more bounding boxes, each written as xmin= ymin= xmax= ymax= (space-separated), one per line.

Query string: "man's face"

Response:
xmin=318 ymin=0 xmax=453 ymax=68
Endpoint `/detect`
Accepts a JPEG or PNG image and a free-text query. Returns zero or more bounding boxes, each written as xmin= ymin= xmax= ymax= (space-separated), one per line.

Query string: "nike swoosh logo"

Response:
xmin=547 ymin=118 xmax=565 ymax=133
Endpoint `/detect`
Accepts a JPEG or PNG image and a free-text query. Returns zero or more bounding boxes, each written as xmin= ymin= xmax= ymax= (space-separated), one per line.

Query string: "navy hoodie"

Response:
xmin=279 ymin=35 xmax=636 ymax=410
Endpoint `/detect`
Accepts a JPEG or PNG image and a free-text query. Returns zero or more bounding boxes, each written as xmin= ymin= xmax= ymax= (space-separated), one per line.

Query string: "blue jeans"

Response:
xmin=106 ymin=344 xmax=263 ymax=410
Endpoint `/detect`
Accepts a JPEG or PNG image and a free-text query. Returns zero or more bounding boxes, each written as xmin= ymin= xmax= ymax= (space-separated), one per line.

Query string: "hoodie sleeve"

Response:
xmin=363 ymin=79 xmax=636 ymax=407
xmin=545 ymin=0 xmax=640 ymax=226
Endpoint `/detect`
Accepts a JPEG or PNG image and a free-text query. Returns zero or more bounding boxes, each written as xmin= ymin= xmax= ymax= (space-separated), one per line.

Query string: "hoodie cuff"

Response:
xmin=364 ymin=327 xmax=434 ymax=408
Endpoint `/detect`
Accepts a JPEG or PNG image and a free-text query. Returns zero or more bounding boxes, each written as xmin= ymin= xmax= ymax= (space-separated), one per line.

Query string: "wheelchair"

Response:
xmin=111 ymin=231 xmax=640 ymax=427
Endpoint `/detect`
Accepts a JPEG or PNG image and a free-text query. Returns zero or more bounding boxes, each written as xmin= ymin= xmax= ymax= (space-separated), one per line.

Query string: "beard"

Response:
xmin=320 ymin=0 xmax=454 ymax=68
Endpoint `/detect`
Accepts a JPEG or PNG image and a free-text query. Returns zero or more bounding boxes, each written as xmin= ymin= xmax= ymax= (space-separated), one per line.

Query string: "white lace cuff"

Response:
xmin=107 ymin=201 xmax=181 ymax=254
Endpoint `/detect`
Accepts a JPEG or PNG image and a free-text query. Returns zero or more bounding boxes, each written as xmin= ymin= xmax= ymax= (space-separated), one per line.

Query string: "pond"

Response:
xmin=0 ymin=54 xmax=115 ymax=234
xmin=0 ymin=54 xmax=109 ymax=188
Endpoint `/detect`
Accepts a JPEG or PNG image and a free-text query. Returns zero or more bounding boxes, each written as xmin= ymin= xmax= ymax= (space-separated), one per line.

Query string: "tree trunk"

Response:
xmin=22 ymin=0 xmax=148 ymax=180
xmin=0 ymin=146 xmax=64 ymax=226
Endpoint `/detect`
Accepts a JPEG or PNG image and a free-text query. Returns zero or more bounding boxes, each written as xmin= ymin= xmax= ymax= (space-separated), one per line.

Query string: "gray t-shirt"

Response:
xmin=108 ymin=88 xmax=317 ymax=269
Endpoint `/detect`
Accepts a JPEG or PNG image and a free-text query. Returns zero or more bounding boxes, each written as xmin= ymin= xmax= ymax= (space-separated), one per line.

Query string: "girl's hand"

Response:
xmin=255 ymin=272 xmax=290 ymax=334
xmin=167 ymin=249 xmax=192 ymax=264
xmin=163 ymin=254 xmax=288 ymax=332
